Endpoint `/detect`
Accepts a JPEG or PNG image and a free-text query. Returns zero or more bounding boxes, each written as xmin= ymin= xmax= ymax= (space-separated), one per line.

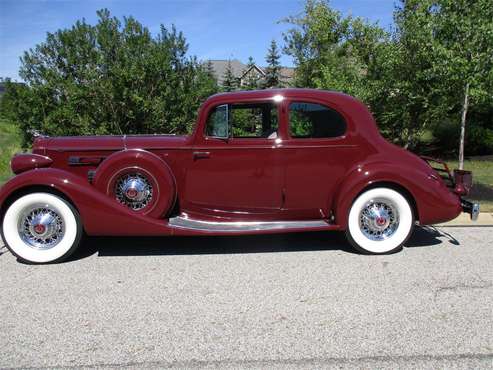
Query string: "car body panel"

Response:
xmin=0 ymin=89 xmax=466 ymax=236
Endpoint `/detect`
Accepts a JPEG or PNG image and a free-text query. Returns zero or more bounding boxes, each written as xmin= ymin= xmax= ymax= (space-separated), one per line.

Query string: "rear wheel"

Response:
xmin=346 ymin=187 xmax=414 ymax=254
xmin=1 ymin=192 xmax=82 ymax=263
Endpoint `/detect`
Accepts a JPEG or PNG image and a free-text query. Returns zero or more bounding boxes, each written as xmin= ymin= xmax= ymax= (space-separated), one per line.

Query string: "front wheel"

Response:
xmin=1 ymin=192 xmax=82 ymax=263
xmin=346 ymin=187 xmax=414 ymax=254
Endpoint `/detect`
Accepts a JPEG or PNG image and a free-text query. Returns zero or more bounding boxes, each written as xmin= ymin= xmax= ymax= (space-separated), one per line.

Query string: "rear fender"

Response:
xmin=0 ymin=169 xmax=172 ymax=236
xmin=332 ymin=162 xmax=461 ymax=229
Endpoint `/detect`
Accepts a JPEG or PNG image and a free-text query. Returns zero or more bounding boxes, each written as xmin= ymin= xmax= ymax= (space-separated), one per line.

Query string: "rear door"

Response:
xmin=281 ymin=100 xmax=357 ymax=219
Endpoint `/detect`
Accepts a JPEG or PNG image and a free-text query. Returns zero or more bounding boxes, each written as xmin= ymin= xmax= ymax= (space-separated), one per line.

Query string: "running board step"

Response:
xmin=168 ymin=216 xmax=329 ymax=232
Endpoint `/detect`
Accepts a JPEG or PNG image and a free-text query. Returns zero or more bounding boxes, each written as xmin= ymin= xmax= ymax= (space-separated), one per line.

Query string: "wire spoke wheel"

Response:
xmin=359 ymin=198 xmax=399 ymax=241
xmin=2 ymin=193 xmax=83 ymax=263
xmin=18 ymin=205 xmax=65 ymax=250
xmin=347 ymin=188 xmax=414 ymax=254
xmin=114 ymin=173 xmax=153 ymax=211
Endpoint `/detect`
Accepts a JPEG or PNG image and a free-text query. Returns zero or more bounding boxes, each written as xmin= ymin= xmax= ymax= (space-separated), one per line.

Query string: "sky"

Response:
xmin=0 ymin=0 xmax=395 ymax=81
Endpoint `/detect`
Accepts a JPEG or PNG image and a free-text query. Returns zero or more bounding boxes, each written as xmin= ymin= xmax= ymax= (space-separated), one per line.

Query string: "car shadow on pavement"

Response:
xmin=406 ymin=225 xmax=460 ymax=247
xmin=66 ymin=225 xmax=454 ymax=262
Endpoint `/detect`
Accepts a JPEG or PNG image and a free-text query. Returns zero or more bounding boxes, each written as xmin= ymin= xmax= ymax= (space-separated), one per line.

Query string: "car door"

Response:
xmin=184 ymin=101 xmax=284 ymax=217
xmin=281 ymin=99 xmax=358 ymax=219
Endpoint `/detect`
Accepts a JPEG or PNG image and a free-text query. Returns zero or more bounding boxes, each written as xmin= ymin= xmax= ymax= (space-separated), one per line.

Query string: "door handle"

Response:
xmin=193 ymin=151 xmax=210 ymax=160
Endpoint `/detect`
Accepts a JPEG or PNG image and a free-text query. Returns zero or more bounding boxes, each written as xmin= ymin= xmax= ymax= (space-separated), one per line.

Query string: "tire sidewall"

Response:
xmin=347 ymin=188 xmax=414 ymax=254
xmin=2 ymin=193 xmax=82 ymax=263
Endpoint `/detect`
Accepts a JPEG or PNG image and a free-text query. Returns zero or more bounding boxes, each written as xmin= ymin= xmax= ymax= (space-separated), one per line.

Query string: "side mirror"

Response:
xmin=209 ymin=104 xmax=229 ymax=140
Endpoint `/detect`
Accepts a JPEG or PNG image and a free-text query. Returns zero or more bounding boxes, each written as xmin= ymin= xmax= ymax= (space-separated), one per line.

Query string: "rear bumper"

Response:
xmin=461 ymin=199 xmax=480 ymax=221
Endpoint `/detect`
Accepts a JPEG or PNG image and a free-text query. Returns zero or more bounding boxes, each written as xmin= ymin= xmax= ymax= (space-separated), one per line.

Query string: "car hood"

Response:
xmin=34 ymin=134 xmax=190 ymax=153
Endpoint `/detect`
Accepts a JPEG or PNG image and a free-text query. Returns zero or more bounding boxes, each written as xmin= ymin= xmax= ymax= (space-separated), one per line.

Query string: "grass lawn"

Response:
xmin=0 ymin=119 xmax=23 ymax=184
xmin=445 ymin=158 xmax=493 ymax=212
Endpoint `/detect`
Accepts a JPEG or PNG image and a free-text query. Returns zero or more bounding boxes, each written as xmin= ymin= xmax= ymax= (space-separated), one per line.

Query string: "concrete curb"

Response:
xmin=435 ymin=212 xmax=493 ymax=227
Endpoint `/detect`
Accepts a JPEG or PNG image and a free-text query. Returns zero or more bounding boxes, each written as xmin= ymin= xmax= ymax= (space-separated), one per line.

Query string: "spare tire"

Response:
xmin=93 ymin=149 xmax=176 ymax=219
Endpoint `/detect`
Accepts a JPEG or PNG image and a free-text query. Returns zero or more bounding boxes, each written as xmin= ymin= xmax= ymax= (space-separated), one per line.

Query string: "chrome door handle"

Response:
xmin=193 ymin=151 xmax=210 ymax=160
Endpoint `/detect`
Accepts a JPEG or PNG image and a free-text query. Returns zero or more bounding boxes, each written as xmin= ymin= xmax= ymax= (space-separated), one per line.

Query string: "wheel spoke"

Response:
xmin=114 ymin=173 xmax=153 ymax=211
xmin=18 ymin=205 xmax=65 ymax=250
xmin=358 ymin=198 xmax=400 ymax=241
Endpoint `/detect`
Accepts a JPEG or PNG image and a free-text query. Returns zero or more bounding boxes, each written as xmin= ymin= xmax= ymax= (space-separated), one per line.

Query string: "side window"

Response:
xmin=206 ymin=104 xmax=228 ymax=137
xmin=289 ymin=102 xmax=346 ymax=138
xmin=206 ymin=103 xmax=278 ymax=139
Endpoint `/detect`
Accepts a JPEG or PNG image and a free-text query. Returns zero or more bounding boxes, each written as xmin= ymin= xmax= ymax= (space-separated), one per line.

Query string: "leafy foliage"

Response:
xmin=229 ymin=104 xmax=278 ymax=137
xmin=0 ymin=118 xmax=22 ymax=183
xmin=221 ymin=60 xmax=239 ymax=92
xmin=1 ymin=9 xmax=217 ymax=145
xmin=283 ymin=0 xmax=493 ymax=154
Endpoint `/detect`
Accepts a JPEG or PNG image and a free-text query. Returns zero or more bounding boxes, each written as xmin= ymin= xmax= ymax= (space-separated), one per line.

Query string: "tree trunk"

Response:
xmin=459 ymin=82 xmax=469 ymax=170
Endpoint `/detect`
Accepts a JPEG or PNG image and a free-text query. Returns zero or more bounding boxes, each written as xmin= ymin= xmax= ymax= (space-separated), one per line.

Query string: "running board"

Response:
xmin=168 ymin=216 xmax=329 ymax=232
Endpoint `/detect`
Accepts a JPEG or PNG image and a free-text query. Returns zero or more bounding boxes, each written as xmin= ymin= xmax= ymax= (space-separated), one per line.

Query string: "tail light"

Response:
xmin=453 ymin=169 xmax=472 ymax=196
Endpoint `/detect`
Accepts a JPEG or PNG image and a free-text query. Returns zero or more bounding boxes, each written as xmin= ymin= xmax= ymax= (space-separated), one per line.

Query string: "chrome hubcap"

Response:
xmin=359 ymin=199 xmax=399 ymax=241
xmin=18 ymin=205 xmax=65 ymax=249
xmin=115 ymin=173 xmax=153 ymax=210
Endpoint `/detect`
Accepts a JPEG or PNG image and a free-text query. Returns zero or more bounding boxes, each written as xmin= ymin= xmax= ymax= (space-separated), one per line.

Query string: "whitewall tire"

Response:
xmin=1 ymin=192 xmax=82 ymax=263
xmin=346 ymin=187 xmax=414 ymax=254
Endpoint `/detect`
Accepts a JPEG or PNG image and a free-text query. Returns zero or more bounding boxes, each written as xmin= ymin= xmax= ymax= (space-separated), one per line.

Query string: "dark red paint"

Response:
xmin=0 ymin=89 xmax=469 ymax=236
xmin=11 ymin=153 xmax=53 ymax=174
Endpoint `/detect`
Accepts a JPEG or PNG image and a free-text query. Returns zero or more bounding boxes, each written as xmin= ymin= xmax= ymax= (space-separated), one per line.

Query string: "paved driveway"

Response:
xmin=1 ymin=226 xmax=492 ymax=369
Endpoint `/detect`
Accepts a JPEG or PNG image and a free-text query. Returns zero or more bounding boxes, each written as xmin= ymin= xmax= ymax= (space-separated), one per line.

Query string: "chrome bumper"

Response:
xmin=461 ymin=199 xmax=480 ymax=221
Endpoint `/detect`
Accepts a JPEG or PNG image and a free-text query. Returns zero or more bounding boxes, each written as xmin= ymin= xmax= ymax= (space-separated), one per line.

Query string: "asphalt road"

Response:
xmin=1 ymin=226 xmax=492 ymax=369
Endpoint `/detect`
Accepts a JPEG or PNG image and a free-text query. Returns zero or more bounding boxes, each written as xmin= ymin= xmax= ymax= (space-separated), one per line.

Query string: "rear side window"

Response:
xmin=289 ymin=102 xmax=346 ymax=138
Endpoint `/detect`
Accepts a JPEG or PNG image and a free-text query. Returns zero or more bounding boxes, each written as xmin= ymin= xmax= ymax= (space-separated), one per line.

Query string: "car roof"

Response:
xmin=207 ymin=88 xmax=352 ymax=101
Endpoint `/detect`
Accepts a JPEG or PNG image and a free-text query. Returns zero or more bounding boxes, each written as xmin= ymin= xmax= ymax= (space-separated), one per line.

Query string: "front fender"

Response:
xmin=0 ymin=169 xmax=172 ymax=236
xmin=333 ymin=162 xmax=461 ymax=229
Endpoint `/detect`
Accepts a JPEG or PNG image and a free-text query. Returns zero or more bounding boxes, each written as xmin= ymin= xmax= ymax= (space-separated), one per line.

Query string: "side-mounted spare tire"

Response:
xmin=93 ymin=149 xmax=176 ymax=219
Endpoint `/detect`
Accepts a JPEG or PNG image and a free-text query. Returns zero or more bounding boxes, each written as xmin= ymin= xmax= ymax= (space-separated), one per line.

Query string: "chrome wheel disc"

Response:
xmin=115 ymin=173 xmax=153 ymax=211
xmin=359 ymin=198 xmax=399 ymax=241
xmin=18 ymin=205 xmax=65 ymax=250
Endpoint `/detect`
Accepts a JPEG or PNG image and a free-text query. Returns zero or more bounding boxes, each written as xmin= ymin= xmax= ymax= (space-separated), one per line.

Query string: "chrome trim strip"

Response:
xmin=168 ymin=216 xmax=329 ymax=232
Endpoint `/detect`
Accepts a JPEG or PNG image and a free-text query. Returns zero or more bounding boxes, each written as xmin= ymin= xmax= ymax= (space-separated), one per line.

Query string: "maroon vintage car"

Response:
xmin=0 ymin=89 xmax=479 ymax=263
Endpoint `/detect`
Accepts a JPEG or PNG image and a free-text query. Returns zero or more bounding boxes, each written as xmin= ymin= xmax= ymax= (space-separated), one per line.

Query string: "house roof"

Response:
xmin=208 ymin=59 xmax=246 ymax=83
xmin=279 ymin=67 xmax=295 ymax=79
xmin=241 ymin=65 xmax=266 ymax=79
xmin=206 ymin=59 xmax=295 ymax=84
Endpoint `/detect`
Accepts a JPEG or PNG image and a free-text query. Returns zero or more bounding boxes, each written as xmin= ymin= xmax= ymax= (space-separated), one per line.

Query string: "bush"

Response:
xmin=433 ymin=119 xmax=493 ymax=157
xmin=1 ymin=9 xmax=217 ymax=146
xmin=0 ymin=119 xmax=22 ymax=183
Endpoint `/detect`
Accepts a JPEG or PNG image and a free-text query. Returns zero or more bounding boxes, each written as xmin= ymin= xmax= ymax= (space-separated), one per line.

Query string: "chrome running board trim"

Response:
xmin=168 ymin=216 xmax=329 ymax=232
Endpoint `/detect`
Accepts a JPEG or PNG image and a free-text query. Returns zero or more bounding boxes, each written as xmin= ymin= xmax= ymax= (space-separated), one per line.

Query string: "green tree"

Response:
xmin=429 ymin=0 xmax=493 ymax=166
xmin=221 ymin=59 xmax=238 ymax=92
xmin=2 ymin=9 xmax=217 ymax=145
xmin=283 ymin=1 xmax=409 ymax=141
xmin=283 ymin=0 xmax=493 ymax=153
xmin=204 ymin=60 xmax=217 ymax=82
xmin=264 ymin=40 xmax=282 ymax=88
xmin=283 ymin=0 xmax=352 ymax=88
xmin=388 ymin=0 xmax=493 ymax=156
xmin=371 ymin=1 xmax=444 ymax=148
